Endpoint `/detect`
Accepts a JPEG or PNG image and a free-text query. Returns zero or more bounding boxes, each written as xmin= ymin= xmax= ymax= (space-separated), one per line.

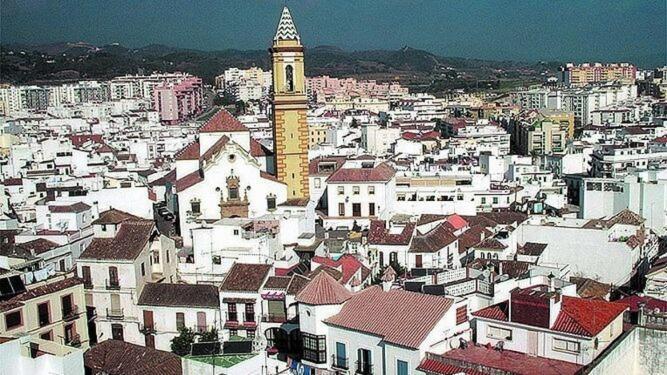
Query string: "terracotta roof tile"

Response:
xmin=199 ymin=109 xmax=248 ymax=133
xmin=16 ymin=238 xmax=60 ymax=255
xmin=138 ymin=283 xmax=219 ymax=308
xmin=326 ymin=162 xmax=395 ymax=183
xmin=200 ymin=135 xmax=230 ymax=164
xmin=0 ymin=277 xmax=82 ymax=313
xmin=325 ymin=287 xmax=454 ymax=349
xmin=410 ymin=223 xmax=457 ymax=253
xmin=263 ymin=276 xmax=291 ymax=290
xmin=220 ymin=263 xmax=272 ymax=292
xmin=296 ymin=271 xmax=352 ymax=305
xmin=570 ymin=277 xmax=611 ymax=299
xmin=84 ymin=340 xmax=182 ymax=375
xmin=457 ymin=226 xmax=492 ymax=254
xmin=368 ymin=220 xmax=415 ymax=246
xmin=417 ymin=358 xmax=486 ymax=375
xmin=92 ymin=209 xmax=143 ymax=225
xmin=174 ymin=141 xmax=200 ymax=161
xmin=552 ymin=296 xmax=627 ymax=337
xmin=472 ymin=301 xmax=509 ymax=321
xmin=311 ymin=254 xmax=370 ymax=285
xmin=175 ymin=170 xmax=204 ymax=192
xmin=250 ymin=138 xmax=273 ymax=157
xmin=48 ymin=202 xmax=91 ymax=213
xmin=80 ymin=220 xmax=155 ymax=261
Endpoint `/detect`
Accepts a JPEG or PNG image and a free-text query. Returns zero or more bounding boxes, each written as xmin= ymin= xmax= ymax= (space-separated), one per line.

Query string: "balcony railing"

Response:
xmin=105 ymin=280 xmax=121 ymax=290
xmin=261 ymin=314 xmax=287 ymax=323
xmin=356 ymin=361 xmax=373 ymax=375
xmin=65 ymin=334 xmax=81 ymax=348
xmin=38 ymin=315 xmax=50 ymax=327
xmin=106 ymin=308 xmax=124 ymax=320
xmin=331 ymin=355 xmax=349 ymax=370
xmin=83 ymin=282 xmax=93 ymax=289
xmin=139 ymin=323 xmax=156 ymax=334
xmin=62 ymin=306 xmax=79 ymax=322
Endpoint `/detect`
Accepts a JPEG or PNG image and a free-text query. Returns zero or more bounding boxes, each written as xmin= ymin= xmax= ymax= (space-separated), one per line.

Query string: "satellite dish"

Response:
xmin=449 ymin=337 xmax=460 ymax=349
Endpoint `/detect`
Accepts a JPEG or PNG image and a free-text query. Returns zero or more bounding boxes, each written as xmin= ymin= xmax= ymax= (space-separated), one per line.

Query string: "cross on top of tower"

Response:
xmin=274 ymin=6 xmax=300 ymax=42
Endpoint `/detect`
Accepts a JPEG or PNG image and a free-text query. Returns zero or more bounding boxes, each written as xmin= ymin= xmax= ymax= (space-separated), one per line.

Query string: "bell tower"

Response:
xmin=270 ymin=7 xmax=309 ymax=199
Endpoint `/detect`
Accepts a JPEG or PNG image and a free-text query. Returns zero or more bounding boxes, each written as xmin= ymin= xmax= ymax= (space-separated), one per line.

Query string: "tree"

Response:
xmin=198 ymin=327 xmax=220 ymax=343
xmin=171 ymin=327 xmax=196 ymax=356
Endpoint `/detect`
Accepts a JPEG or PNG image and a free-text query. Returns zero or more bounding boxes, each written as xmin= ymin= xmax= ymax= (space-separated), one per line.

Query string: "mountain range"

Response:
xmin=0 ymin=42 xmax=560 ymax=93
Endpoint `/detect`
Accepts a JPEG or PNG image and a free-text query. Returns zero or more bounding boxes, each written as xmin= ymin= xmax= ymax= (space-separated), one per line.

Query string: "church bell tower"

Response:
xmin=270 ymin=7 xmax=309 ymax=199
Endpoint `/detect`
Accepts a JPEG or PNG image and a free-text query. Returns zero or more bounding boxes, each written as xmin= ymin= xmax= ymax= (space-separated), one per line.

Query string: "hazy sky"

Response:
xmin=2 ymin=0 xmax=666 ymax=66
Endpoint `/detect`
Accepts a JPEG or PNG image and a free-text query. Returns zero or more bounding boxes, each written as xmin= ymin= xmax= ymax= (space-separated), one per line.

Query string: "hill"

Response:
xmin=0 ymin=42 xmax=559 ymax=93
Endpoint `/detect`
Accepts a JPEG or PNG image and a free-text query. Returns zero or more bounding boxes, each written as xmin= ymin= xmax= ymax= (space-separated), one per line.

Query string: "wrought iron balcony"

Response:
xmin=65 ymin=334 xmax=81 ymax=348
xmin=106 ymin=308 xmax=124 ymax=320
xmin=105 ymin=280 xmax=121 ymax=290
xmin=62 ymin=306 xmax=79 ymax=322
xmin=331 ymin=355 xmax=349 ymax=370
xmin=261 ymin=313 xmax=287 ymax=323
xmin=139 ymin=323 xmax=156 ymax=334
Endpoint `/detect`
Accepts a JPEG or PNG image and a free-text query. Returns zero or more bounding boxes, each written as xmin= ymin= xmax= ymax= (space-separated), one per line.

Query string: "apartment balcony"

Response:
xmin=65 ymin=334 xmax=81 ymax=348
xmin=106 ymin=308 xmax=124 ymax=320
xmin=139 ymin=324 xmax=156 ymax=334
xmin=331 ymin=355 xmax=349 ymax=370
xmin=83 ymin=282 xmax=93 ymax=290
xmin=355 ymin=362 xmax=373 ymax=375
xmin=105 ymin=280 xmax=121 ymax=290
xmin=62 ymin=306 xmax=79 ymax=322
xmin=261 ymin=314 xmax=287 ymax=323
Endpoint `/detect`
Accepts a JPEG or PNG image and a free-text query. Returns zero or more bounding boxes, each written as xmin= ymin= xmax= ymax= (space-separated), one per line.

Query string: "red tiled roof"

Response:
xmin=16 ymin=238 xmax=60 ymax=255
xmin=616 ymin=294 xmax=667 ymax=312
xmin=368 ymin=220 xmax=415 ymax=246
xmin=84 ymin=340 xmax=182 ymax=375
xmin=308 ymin=156 xmax=346 ymax=176
xmin=92 ymin=209 xmax=142 ymax=225
xmin=325 ymin=287 xmax=454 ymax=349
xmin=260 ymin=171 xmax=287 ymax=185
xmin=457 ymin=226 xmax=491 ymax=254
xmin=250 ymin=138 xmax=272 ymax=157
xmin=552 ymin=296 xmax=627 ymax=337
xmin=174 ymin=141 xmax=200 ymax=161
xmin=200 ymin=135 xmax=230 ymax=164
xmin=446 ymin=214 xmax=468 ymax=230
xmin=472 ymin=301 xmax=509 ymax=321
xmin=441 ymin=346 xmax=582 ymax=375
xmin=175 ymin=170 xmax=204 ymax=192
xmin=417 ymin=359 xmax=485 ymax=375
xmin=69 ymin=134 xmax=103 ymax=147
xmin=48 ymin=202 xmax=91 ymax=213
xmin=326 ymin=162 xmax=395 ymax=183
xmin=296 ymin=271 xmax=352 ymax=305
xmin=0 ymin=277 xmax=83 ymax=313
xmin=311 ymin=254 xmax=370 ymax=285
xmin=199 ymin=109 xmax=248 ymax=133
xmin=80 ymin=220 xmax=155 ymax=261
xmin=2 ymin=178 xmax=23 ymax=186
xmin=410 ymin=223 xmax=457 ymax=253
xmin=475 ymin=238 xmax=506 ymax=250
xmin=138 ymin=283 xmax=219 ymax=308
xmin=220 ymin=263 xmax=272 ymax=292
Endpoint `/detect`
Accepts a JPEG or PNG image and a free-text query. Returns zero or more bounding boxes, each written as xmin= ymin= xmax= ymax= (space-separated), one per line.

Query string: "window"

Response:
xmin=212 ymin=256 xmax=221 ymax=265
xmin=335 ymin=342 xmax=347 ymax=369
xmin=553 ymin=338 xmax=580 ymax=353
xmin=38 ymin=302 xmax=50 ymax=327
xmin=176 ymin=312 xmax=185 ymax=330
xmin=101 ymin=224 xmax=107 ymax=232
xmin=153 ymin=251 xmax=160 ymax=264
xmin=338 ymin=203 xmax=345 ymax=217
xmin=456 ymin=306 xmax=468 ymax=325
xmin=369 ymin=203 xmax=375 ymax=216
xmin=267 ymin=195 xmax=276 ymax=210
xmin=352 ymin=203 xmax=361 ymax=217
xmin=191 ymin=201 xmax=201 ymax=214
xmin=40 ymin=331 xmax=52 ymax=341
xmin=397 ymin=360 xmax=408 ymax=375
xmin=337 ymin=186 xmax=344 ymax=195
xmin=481 ymin=197 xmax=487 ymax=204
xmin=227 ymin=303 xmax=237 ymax=321
xmin=166 ymin=250 xmax=170 ymax=264
xmin=285 ymin=65 xmax=294 ymax=92
xmin=302 ymin=333 xmax=327 ymax=363
xmin=108 ymin=266 xmax=119 ymax=288
xmin=4 ymin=311 xmax=22 ymax=330
xmin=314 ymin=178 xmax=321 ymax=189
xmin=197 ymin=312 xmax=207 ymax=332
xmin=141 ymin=262 xmax=146 ymax=277
xmin=353 ymin=186 xmax=360 ymax=195
xmin=81 ymin=266 xmax=92 ymax=287
xmin=229 ymin=328 xmax=238 ymax=337
xmin=487 ymin=325 xmax=512 ymax=341
xmin=233 ymin=229 xmax=240 ymax=236
xmin=368 ymin=186 xmax=375 ymax=195
xmin=493 ymin=197 xmax=499 ymax=204
xmin=247 ymin=329 xmax=255 ymax=339
xmin=244 ymin=303 xmax=254 ymax=322
xmin=229 ymin=186 xmax=239 ymax=200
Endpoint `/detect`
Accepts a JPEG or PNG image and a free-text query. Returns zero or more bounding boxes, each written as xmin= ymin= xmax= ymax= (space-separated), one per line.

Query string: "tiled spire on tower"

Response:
xmin=274 ymin=7 xmax=300 ymax=42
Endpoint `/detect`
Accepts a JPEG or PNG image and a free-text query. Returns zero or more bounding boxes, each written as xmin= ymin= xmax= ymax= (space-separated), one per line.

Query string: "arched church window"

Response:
xmin=285 ymin=65 xmax=294 ymax=92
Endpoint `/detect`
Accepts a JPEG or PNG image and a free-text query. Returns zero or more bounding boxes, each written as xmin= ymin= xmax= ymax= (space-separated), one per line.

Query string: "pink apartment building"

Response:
xmin=153 ymin=76 xmax=204 ymax=124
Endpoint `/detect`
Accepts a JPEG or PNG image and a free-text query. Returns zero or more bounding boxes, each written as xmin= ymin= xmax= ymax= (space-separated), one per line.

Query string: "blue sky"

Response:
xmin=1 ymin=0 xmax=665 ymax=66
